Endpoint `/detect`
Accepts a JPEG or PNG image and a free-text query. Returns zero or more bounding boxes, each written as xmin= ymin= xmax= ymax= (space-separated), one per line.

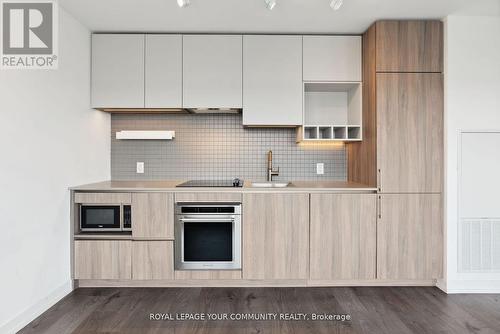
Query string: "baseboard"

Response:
xmin=0 ymin=281 xmax=73 ymax=334
xmin=436 ymin=278 xmax=447 ymax=293
xmin=445 ymin=279 xmax=500 ymax=293
xmin=76 ymin=279 xmax=437 ymax=288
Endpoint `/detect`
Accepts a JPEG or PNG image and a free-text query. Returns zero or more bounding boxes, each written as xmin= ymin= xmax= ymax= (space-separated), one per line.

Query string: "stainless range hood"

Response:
xmin=187 ymin=108 xmax=242 ymax=114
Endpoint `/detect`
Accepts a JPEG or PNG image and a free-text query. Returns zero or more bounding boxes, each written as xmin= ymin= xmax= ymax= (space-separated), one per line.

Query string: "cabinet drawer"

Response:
xmin=74 ymin=240 xmax=132 ymax=279
xmin=175 ymin=192 xmax=242 ymax=203
xmin=174 ymin=270 xmax=242 ymax=280
xmin=74 ymin=192 xmax=131 ymax=204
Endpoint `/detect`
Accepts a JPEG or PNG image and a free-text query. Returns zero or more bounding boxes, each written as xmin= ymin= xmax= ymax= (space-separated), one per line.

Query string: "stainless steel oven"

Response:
xmin=175 ymin=203 xmax=241 ymax=270
xmin=80 ymin=204 xmax=132 ymax=232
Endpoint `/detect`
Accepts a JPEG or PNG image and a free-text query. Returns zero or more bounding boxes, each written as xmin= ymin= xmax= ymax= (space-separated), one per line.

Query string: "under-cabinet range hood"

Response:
xmin=186 ymin=108 xmax=242 ymax=114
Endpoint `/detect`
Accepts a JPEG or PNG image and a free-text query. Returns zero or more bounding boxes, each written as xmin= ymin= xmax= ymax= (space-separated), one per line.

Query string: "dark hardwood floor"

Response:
xmin=19 ymin=287 xmax=500 ymax=334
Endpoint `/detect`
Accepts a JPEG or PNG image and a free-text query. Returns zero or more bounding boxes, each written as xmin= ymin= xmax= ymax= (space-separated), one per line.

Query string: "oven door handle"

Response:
xmin=178 ymin=218 xmax=235 ymax=223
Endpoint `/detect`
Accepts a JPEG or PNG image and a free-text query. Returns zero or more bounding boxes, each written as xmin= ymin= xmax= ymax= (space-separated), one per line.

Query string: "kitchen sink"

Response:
xmin=251 ymin=182 xmax=290 ymax=188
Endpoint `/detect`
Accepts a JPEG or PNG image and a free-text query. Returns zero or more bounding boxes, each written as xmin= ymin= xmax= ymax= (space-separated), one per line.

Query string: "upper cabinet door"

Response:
xmin=376 ymin=21 xmax=443 ymax=73
xmin=183 ymin=35 xmax=242 ymax=109
xmin=145 ymin=35 xmax=182 ymax=108
xmin=91 ymin=34 xmax=145 ymax=108
xmin=377 ymin=73 xmax=443 ymax=193
xmin=303 ymin=36 xmax=362 ymax=82
xmin=243 ymin=35 xmax=303 ymax=126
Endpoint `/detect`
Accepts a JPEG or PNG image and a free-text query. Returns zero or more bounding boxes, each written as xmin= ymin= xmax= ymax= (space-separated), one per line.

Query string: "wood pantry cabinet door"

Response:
xmin=132 ymin=193 xmax=174 ymax=239
xmin=132 ymin=241 xmax=174 ymax=280
xmin=377 ymin=194 xmax=443 ymax=280
xmin=376 ymin=20 xmax=443 ymax=73
xmin=310 ymin=194 xmax=376 ymax=280
xmin=74 ymin=240 xmax=132 ymax=279
xmin=242 ymin=193 xmax=309 ymax=280
xmin=377 ymin=73 xmax=443 ymax=193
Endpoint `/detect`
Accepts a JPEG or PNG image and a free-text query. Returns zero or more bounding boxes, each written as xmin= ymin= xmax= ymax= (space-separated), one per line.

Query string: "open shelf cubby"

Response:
xmin=297 ymin=82 xmax=362 ymax=142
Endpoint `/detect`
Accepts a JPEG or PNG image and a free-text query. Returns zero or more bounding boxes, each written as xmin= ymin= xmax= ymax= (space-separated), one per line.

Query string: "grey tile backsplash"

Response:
xmin=111 ymin=114 xmax=347 ymax=181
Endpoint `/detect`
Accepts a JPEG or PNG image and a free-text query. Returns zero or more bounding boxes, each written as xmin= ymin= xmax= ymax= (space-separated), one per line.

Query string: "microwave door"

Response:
xmin=80 ymin=205 xmax=121 ymax=231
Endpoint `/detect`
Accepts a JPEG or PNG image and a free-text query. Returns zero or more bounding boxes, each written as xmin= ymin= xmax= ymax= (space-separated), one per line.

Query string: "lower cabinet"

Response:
xmin=310 ymin=194 xmax=377 ymax=280
xmin=132 ymin=241 xmax=174 ymax=280
xmin=132 ymin=192 xmax=174 ymax=239
xmin=74 ymin=240 xmax=132 ymax=279
xmin=242 ymin=193 xmax=309 ymax=280
xmin=74 ymin=240 xmax=174 ymax=280
xmin=377 ymin=194 xmax=443 ymax=280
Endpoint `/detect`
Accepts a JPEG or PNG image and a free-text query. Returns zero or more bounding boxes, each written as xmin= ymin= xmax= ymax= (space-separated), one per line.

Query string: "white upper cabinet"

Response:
xmin=183 ymin=35 xmax=243 ymax=109
xmin=303 ymin=36 xmax=362 ymax=82
xmin=91 ymin=34 xmax=145 ymax=108
xmin=243 ymin=35 xmax=303 ymax=126
xmin=145 ymin=35 xmax=182 ymax=108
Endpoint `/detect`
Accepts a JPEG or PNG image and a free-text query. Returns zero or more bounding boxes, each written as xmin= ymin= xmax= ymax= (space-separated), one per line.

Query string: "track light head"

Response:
xmin=177 ymin=0 xmax=190 ymax=8
xmin=330 ymin=0 xmax=343 ymax=10
xmin=265 ymin=0 xmax=276 ymax=10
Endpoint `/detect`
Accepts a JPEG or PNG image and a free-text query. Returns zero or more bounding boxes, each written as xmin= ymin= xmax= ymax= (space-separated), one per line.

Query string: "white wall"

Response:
xmin=442 ymin=15 xmax=500 ymax=293
xmin=0 ymin=7 xmax=110 ymax=333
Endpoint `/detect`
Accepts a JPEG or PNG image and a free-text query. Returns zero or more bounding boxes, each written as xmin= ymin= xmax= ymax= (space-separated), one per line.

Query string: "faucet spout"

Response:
xmin=266 ymin=150 xmax=279 ymax=181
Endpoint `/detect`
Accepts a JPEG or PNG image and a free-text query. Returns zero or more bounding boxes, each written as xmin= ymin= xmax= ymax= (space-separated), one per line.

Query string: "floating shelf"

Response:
xmin=298 ymin=81 xmax=362 ymax=143
xmin=116 ymin=130 xmax=175 ymax=140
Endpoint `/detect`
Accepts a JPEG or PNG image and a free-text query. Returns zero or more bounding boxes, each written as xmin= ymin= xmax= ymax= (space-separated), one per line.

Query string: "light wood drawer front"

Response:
xmin=175 ymin=192 xmax=242 ymax=203
xmin=132 ymin=241 xmax=174 ymax=280
xmin=74 ymin=240 xmax=132 ymax=279
xmin=174 ymin=270 xmax=242 ymax=280
xmin=75 ymin=192 xmax=131 ymax=204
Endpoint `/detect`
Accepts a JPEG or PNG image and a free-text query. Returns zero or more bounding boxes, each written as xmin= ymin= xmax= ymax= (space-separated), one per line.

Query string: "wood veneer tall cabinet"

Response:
xmin=242 ymin=193 xmax=309 ymax=279
xmin=377 ymin=72 xmax=443 ymax=193
xmin=348 ymin=20 xmax=444 ymax=280
xmin=377 ymin=194 xmax=443 ymax=279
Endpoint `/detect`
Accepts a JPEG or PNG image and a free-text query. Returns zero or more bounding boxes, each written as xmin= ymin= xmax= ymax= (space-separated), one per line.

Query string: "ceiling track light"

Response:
xmin=330 ymin=0 xmax=343 ymax=10
xmin=177 ymin=0 xmax=190 ymax=8
xmin=265 ymin=0 xmax=276 ymax=10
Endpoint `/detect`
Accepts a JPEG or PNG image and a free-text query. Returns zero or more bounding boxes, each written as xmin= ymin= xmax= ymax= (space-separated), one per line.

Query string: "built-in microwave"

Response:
xmin=80 ymin=204 xmax=131 ymax=232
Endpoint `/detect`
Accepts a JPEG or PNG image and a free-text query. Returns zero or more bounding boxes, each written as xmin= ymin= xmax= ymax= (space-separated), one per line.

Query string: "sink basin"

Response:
xmin=251 ymin=182 xmax=290 ymax=188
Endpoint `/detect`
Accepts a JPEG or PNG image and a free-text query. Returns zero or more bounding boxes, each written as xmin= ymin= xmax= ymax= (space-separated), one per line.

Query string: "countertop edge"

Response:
xmin=70 ymin=181 xmax=378 ymax=193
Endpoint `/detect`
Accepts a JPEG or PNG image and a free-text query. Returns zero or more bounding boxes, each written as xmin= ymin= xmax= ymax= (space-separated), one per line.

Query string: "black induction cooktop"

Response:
xmin=176 ymin=179 xmax=243 ymax=188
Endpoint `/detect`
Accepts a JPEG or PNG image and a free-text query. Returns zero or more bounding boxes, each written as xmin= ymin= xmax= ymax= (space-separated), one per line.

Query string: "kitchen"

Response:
xmin=1 ymin=0 xmax=500 ymax=333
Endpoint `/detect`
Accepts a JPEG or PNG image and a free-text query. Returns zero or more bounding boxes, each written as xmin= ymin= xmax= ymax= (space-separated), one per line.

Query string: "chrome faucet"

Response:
xmin=267 ymin=150 xmax=279 ymax=181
